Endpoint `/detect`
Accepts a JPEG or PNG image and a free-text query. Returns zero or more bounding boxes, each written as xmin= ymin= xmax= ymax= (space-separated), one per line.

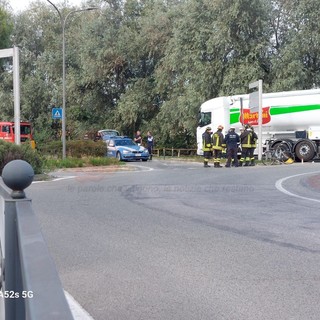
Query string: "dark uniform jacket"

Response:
xmin=240 ymin=130 xmax=252 ymax=148
xmin=225 ymin=131 xmax=240 ymax=149
xmin=212 ymin=130 xmax=225 ymax=150
xmin=251 ymin=130 xmax=258 ymax=148
xmin=202 ymin=131 xmax=212 ymax=151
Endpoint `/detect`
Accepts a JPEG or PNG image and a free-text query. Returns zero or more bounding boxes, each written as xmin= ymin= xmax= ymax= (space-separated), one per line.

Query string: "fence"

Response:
xmin=0 ymin=160 xmax=73 ymax=320
xmin=152 ymin=148 xmax=197 ymax=158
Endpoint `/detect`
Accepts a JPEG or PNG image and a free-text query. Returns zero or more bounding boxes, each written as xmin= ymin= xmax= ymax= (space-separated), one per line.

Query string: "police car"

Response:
xmin=106 ymin=136 xmax=149 ymax=161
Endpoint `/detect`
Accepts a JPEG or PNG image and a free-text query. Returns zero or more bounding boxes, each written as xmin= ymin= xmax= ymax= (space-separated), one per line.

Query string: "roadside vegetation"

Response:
xmin=0 ymin=140 xmax=43 ymax=174
xmin=1 ymin=0 xmax=319 ymax=149
xmin=0 ymin=140 xmax=120 ymax=175
xmin=43 ymin=156 xmax=120 ymax=170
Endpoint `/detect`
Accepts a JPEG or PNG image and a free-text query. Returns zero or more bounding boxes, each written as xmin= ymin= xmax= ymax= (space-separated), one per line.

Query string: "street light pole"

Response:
xmin=46 ymin=1 xmax=98 ymax=158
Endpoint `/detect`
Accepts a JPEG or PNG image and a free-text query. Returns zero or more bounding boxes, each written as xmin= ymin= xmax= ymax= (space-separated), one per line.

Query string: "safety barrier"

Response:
xmin=0 ymin=160 xmax=73 ymax=320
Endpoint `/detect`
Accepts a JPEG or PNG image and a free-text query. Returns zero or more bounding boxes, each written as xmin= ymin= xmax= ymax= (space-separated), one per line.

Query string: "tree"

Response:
xmin=153 ymin=0 xmax=271 ymax=147
xmin=269 ymin=0 xmax=320 ymax=90
xmin=0 ymin=5 xmax=12 ymax=49
xmin=2 ymin=0 xmax=320 ymax=149
xmin=111 ymin=0 xmax=179 ymax=135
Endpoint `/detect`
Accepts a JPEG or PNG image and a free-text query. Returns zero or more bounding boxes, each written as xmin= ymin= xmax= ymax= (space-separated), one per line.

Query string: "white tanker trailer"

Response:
xmin=197 ymin=88 xmax=320 ymax=161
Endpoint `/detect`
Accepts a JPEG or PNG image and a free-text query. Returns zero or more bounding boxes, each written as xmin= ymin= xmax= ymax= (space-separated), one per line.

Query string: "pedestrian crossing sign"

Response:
xmin=52 ymin=108 xmax=63 ymax=119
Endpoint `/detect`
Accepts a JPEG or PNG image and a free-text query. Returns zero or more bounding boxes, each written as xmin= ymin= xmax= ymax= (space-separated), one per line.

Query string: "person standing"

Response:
xmin=239 ymin=125 xmax=253 ymax=166
xmin=249 ymin=125 xmax=258 ymax=166
xmin=225 ymin=127 xmax=240 ymax=167
xmin=212 ymin=125 xmax=226 ymax=168
xmin=146 ymin=131 xmax=154 ymax=160
xmin=134 ymin=130 xmax=142 ymax=145
xmin=202 ymin=127 xmax=213 ymax=167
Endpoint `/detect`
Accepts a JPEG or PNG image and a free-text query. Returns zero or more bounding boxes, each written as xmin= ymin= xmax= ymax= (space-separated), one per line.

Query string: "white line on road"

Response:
xmin=275 ymin=170 xmax=320 ymax=203
xmin=65 ymin=291 xmax=95 ymax=320
xmin=32 ymin=176 xmax=76 ymax=184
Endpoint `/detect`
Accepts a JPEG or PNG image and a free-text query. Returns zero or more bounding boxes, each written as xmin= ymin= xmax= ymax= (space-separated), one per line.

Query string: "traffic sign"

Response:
xmin=249 ymin=91 xmax=259 ymax=112
xmin=52 ymin=108 xmax=62 ymax=119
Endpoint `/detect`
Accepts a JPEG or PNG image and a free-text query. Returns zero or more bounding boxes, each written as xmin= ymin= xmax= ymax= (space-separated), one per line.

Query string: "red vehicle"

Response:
xmin=0 ymin=121 xmax=35 ymax=148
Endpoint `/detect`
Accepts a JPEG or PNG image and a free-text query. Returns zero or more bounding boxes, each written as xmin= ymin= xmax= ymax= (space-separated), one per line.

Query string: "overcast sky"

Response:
xmin=10 ymin=0 xmax=84 ymax=12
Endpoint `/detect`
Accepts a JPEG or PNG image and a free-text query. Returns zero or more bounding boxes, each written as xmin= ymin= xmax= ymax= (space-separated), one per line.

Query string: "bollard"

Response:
xmin=2 ymin=160 xmax=34 ymax=199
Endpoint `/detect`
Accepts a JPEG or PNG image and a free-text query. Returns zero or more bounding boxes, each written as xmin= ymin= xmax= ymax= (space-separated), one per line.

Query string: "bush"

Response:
xmin=0 ymin=140 xmax=44 ymax=175
xmin=37 ymin=140 xmax=107 ymax=158
xmin=43 ymin=156 xmax=119 ymax=170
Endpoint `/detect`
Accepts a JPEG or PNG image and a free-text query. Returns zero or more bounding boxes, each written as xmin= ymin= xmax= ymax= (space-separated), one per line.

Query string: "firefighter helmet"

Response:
xmin=217 ymin=125 xmax=224 ymax=130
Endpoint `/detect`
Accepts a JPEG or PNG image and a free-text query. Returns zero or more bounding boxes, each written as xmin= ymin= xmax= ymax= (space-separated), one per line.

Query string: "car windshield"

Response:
xmin=114 ymin=139 xmax=136 ymax=146
xmin=100 ymin=130 xmax=119 ymax=137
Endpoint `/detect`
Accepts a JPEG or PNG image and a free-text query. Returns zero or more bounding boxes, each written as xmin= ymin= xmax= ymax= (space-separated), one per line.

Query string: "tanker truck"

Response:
xmin=197 ymin=88 xmax=320 ymax=161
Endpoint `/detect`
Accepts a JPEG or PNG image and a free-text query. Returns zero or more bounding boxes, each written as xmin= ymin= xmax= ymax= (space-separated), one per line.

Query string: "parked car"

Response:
xmin=96 ymin=129 xmax=120 ymax=143
xmin=106 ymin=137 xmax=149 ymax=161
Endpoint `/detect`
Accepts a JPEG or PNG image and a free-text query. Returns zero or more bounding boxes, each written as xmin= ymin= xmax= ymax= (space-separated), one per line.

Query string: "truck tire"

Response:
xmin=273 ymin=142 xmax=292 ymax=161
xmin=294 ymin=140 xmax=316 ymax=162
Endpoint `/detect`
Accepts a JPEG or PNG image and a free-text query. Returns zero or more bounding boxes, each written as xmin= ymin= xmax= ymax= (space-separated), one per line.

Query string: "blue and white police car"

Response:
xmin=106 ymin=136 xmax=149 ymax=161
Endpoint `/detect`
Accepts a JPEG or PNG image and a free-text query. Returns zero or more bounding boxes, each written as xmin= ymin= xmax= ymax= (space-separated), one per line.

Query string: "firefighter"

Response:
xmin=239 ymin=125 xmax=253 ymax=166
xmin=202 ymin=126 xmax=213 ymax=167
xmin=249 ymin=125 xmax=258 ymax=166
xmin=225 ymin=127 xmax=240 ymax=167
xmin=212 ymin=125 xmax=226 ymax=168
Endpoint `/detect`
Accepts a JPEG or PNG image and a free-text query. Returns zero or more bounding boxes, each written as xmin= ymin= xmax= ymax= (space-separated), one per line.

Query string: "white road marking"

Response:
xmin=32 ymin=176 xmax=76 ymax=184
xmin=65 ymin=291 xmax=95 ymax=320
xmin=275 ymin=170 xmax=320 ymax=203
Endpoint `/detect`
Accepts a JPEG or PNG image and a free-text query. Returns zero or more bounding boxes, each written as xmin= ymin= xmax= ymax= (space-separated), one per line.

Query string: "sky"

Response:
xmin=9 ymin=0 xmax=84 ymax=12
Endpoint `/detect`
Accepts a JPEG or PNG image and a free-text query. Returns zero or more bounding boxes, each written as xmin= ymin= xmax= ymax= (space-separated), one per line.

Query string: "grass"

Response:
xmin=43 ymin=156 xmax=120 ymax=171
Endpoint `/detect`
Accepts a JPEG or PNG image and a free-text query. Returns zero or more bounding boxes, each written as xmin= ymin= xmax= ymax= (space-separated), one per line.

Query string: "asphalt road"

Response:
xmin=28 ymin=160 xmax=320 ymax=320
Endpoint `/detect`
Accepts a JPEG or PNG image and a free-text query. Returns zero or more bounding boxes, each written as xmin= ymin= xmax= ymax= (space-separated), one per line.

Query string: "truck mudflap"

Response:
xmin=293 ymin=139 xmax=317 ymax=162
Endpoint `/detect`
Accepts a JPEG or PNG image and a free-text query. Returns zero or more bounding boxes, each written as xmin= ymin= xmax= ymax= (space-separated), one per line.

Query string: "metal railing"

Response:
xmin=0 ymin=160 xmax=73 ymax=320
xmin=152 ymin=148 xmax=197 ymax=158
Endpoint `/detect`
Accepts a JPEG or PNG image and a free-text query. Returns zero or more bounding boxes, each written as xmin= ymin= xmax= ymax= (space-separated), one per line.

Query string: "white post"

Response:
xmin=258 ymin=80 xmax=263 ymax=161
xmin=13 ymin=46 xmax=21 ymax=145
xmin=0 ymin=47 xmax=20 ymax=145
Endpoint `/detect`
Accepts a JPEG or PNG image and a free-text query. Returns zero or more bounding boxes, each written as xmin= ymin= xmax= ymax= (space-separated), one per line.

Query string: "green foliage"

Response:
xmin=37 ymin=140 xmax=107 ymax=158
xmin=1 ymin=0 xmax=320 ymax=149
xmin=0 ymin=6 xmax=13 ymax=49
xmin=43 ymin=156 xmax=119 ymax=170
xmin=44 ymin=157 xmax=84 ymax=169
xmin=66 ymin=140 xmax=107 ymax=158
xmin=0 ymin=140 xmax=44 ymax=174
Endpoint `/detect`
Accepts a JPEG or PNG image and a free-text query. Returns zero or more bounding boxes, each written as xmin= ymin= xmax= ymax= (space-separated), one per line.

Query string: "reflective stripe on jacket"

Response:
xmin=240 ymin=130 xmax=252 ymax=148
xmin=202 ymin=131 xmax=212 ymax=151
xmin=212 ymin=131 xmax=225 ymax=150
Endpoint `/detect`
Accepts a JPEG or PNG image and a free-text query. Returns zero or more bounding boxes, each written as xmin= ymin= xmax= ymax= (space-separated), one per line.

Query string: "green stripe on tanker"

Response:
xmin=229 ymin=104 xmax=320 ymax=124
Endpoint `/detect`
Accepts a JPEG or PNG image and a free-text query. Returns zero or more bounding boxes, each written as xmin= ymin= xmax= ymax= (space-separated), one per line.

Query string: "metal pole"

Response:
xmin=62 ymin=18 xmax=66 ymax=159
xmin=258 ymin=80 xmax=263 ymax=161
xmin=13 ymin=46 xmax=21 ymax=145
xmin=46 ymin=1 xmax=98 ymax=159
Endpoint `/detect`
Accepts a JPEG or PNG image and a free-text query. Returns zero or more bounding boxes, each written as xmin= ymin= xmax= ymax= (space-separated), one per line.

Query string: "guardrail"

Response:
xmin=152 ymin=148 xmax=197 ymax=158
xmin=0 ymin=160 xmax=73 ymax=320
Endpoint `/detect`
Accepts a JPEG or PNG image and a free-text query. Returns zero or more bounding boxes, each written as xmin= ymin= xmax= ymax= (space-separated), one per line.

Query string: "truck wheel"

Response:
xmin=295 ymin=140 xmax=315 ymax=162
xmin=273 ymin=142 xmax=290 ymax=161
